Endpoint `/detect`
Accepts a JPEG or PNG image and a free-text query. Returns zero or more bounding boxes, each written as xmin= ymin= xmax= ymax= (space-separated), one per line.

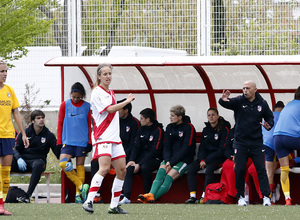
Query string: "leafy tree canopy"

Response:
xmin=0 ymin=0 xmax=53 ymax=63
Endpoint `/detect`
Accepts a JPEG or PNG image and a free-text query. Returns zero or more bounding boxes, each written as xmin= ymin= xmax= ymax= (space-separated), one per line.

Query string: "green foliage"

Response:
xmin=211 ymin=0 xmax=300 ymax=55
xmin=0 ymin=0 xmax=53 ymax=62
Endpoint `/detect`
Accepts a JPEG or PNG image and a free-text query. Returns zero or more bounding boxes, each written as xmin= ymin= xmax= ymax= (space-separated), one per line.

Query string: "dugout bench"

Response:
xmin=60 ymin=165 xmax=300 ymax=205
xmin=60 ymin=134 xmax=300 ymax=205
xmin=10 ymin=171 xmax=55 ymax=203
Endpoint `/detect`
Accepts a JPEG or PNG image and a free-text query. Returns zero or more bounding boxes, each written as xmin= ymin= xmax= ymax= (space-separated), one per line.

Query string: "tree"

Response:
xmin=0 ymin=0 xmax=52 ymax=62
xmin=38 ymin=0 xmax=69 ymax=56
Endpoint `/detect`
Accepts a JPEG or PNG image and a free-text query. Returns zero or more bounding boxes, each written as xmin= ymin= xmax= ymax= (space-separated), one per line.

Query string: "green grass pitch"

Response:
xmin=5 ymin=203 xmax=300 ymax=220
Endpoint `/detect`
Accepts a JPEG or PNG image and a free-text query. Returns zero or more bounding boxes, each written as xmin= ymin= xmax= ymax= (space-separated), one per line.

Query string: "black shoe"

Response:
xmin=82 ymin=201 xmax=94 ymax=213
xmin=16 ymin=195 xmax=30 ymax=203
xmin=108 ymin=205 xmax=129 ymax=214
xmin=185 ymin=197 xmax=197 ymax=204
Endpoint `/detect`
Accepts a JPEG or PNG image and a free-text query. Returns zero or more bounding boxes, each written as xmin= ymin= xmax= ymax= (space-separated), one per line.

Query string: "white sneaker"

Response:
xmin=275 ymin=184 xmax=280 ymax=202
xmin=238 ymin=196 xmax=247 ymax=206
xmin=263 ymin=196 xmax=271 ymax=206
xmin=119 ymin=197 xmax=131 ymax=204
xmin=271 ymin=192 xmax=276 ymax=204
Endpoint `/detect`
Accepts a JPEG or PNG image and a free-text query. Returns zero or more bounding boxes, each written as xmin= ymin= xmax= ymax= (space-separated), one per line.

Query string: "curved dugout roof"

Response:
xmin=45 ymin=55 xmax=299 ymax=133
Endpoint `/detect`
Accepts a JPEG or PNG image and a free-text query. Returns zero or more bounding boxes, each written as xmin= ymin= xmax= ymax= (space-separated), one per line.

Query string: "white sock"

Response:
xmin=86 ymin=173 xmax=104 ymax=203
xmin=201 ymin=192 xmax=205 ymax=198
xmin=110 ymin=178 xmax=124 ymax=209
xmin=190 ymin=192 xmax=196 ymax=198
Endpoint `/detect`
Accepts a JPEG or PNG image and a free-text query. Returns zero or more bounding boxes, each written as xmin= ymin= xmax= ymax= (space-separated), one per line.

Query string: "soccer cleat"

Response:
xmin=16 ymin=195 xmax=30 ymax=203
xmin=185 ymin=197 xmax=197 ymax=204
xmin=0 ymin=203 xmax=4 ymax=215
xmin=2 ymin=209 xmax=12 ymax=216
xmin=238 ymin=196 xmax=247 ymax=206
xmin=80 ymin=184 xmax=89 ymax=203
xmin=274 ymin=184 xmax=280 ymax=202
xmin=285 ymin=198 xmax=292 ymax=206
xmin=196 ymin=197 xmax=205 ymax=204
xmin=138 ymin=193 xmax=155 ymax=203
xmin=93 ymin=196 xmax=103 ymax=203
xmin=108 ymin=205 xmax=129 ymax=214
xmin=75 ymin=195 xmax=83 ymax=203
xmin=137 ymin=198 xmax=148 ymax=204
xmin=263 ymin=196 xmax=271 ymax=206
xmin=0 ymin=204 xmax=12 ymax=216
xmin=82 ymin=201 xmax=94 ymax=213
xmin=119 ymin=197 xmax=131 ymax=204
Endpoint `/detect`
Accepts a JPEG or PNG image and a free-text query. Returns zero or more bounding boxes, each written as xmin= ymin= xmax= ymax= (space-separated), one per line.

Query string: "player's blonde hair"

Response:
xmin=95 ymin=63 xmax=112 ymax=86
xmin=170 ymin=105 xmax=185 ymax=117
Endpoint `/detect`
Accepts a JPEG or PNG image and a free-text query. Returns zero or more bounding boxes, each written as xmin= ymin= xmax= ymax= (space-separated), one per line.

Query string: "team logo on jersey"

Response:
xmin=179 ymin=131 xmax=183 ymax=137
xmin=41 ymin=137 xmax=46 ymax=143
xmin=214 ymin=133 xmax=219 ymax=140
xmin=126 ymin=126 xmax=130 ymax=132
xmin=149 ymin=135 xmax=153 ymax=141
xmin=7 ymin=92 xmax=11 ymax=98
xmin=257 ymin=105 xmax=262 ymax=112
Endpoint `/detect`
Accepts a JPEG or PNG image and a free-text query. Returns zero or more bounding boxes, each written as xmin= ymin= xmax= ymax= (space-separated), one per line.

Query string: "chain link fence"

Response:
xmin=30 ymin=0 xmax=300 ymax=56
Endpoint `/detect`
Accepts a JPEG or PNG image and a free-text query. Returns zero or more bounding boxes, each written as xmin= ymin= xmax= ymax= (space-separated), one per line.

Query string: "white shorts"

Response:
xmin=92 ymin=143 xmax=126 ymax=161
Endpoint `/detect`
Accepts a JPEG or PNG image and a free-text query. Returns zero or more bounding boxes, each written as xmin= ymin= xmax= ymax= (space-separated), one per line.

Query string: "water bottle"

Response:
xmin=244 ymin=182 xmax=249 ymax=205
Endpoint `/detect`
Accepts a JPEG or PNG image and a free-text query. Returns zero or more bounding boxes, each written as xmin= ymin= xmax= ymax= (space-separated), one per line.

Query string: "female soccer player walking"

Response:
xmin=82 ymin=63 xmax=134 ymax=214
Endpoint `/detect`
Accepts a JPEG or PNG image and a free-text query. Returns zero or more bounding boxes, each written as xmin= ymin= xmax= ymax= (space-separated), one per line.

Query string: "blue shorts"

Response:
xmin=264 ymin=145 xmax=277 ymax=162
xmin=0 ymin=138 xmax=14 ymax=156
xmin=274 ymin=135 xmax=300 ymax=159
xmin=60 ymin=144 xmax=87 ymax=157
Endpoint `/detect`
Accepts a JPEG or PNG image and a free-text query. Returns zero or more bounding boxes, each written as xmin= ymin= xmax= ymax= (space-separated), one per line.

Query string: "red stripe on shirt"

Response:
xmin=155 ymin=127 xmax=163 ymax=150
xmin=93 ymin=112 xmax=116 ymax=141
xmin=188 ymin=123 xmax=194 ymax=146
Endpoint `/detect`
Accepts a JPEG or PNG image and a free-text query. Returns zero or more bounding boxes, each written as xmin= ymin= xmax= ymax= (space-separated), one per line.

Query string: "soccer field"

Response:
xmin=5 ymin=203 xmax=300 ymax=220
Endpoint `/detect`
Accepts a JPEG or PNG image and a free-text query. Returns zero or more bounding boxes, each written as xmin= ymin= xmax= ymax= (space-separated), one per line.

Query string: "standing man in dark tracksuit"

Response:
xmin=219 ymin=80 xmax=274 ymax=206
xmin=11 ymin=110 xmax=61 ymax=203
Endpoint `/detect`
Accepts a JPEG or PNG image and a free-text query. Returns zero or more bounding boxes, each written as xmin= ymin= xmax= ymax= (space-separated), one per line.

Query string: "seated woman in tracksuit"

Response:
xmin=138 ymin=105 xmax=196 ymax=203
xmin=185 ymin=107 xmax=230 ymax=204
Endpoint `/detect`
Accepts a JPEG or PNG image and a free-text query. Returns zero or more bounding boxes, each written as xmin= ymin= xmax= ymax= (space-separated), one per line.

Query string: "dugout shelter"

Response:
xmin=45 ymin=55 xmax=300 ymax=204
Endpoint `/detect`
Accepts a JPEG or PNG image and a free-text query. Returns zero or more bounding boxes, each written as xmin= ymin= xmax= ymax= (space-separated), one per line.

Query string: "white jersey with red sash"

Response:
xmin=90 ymin=85 xmax=121 ymax=144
